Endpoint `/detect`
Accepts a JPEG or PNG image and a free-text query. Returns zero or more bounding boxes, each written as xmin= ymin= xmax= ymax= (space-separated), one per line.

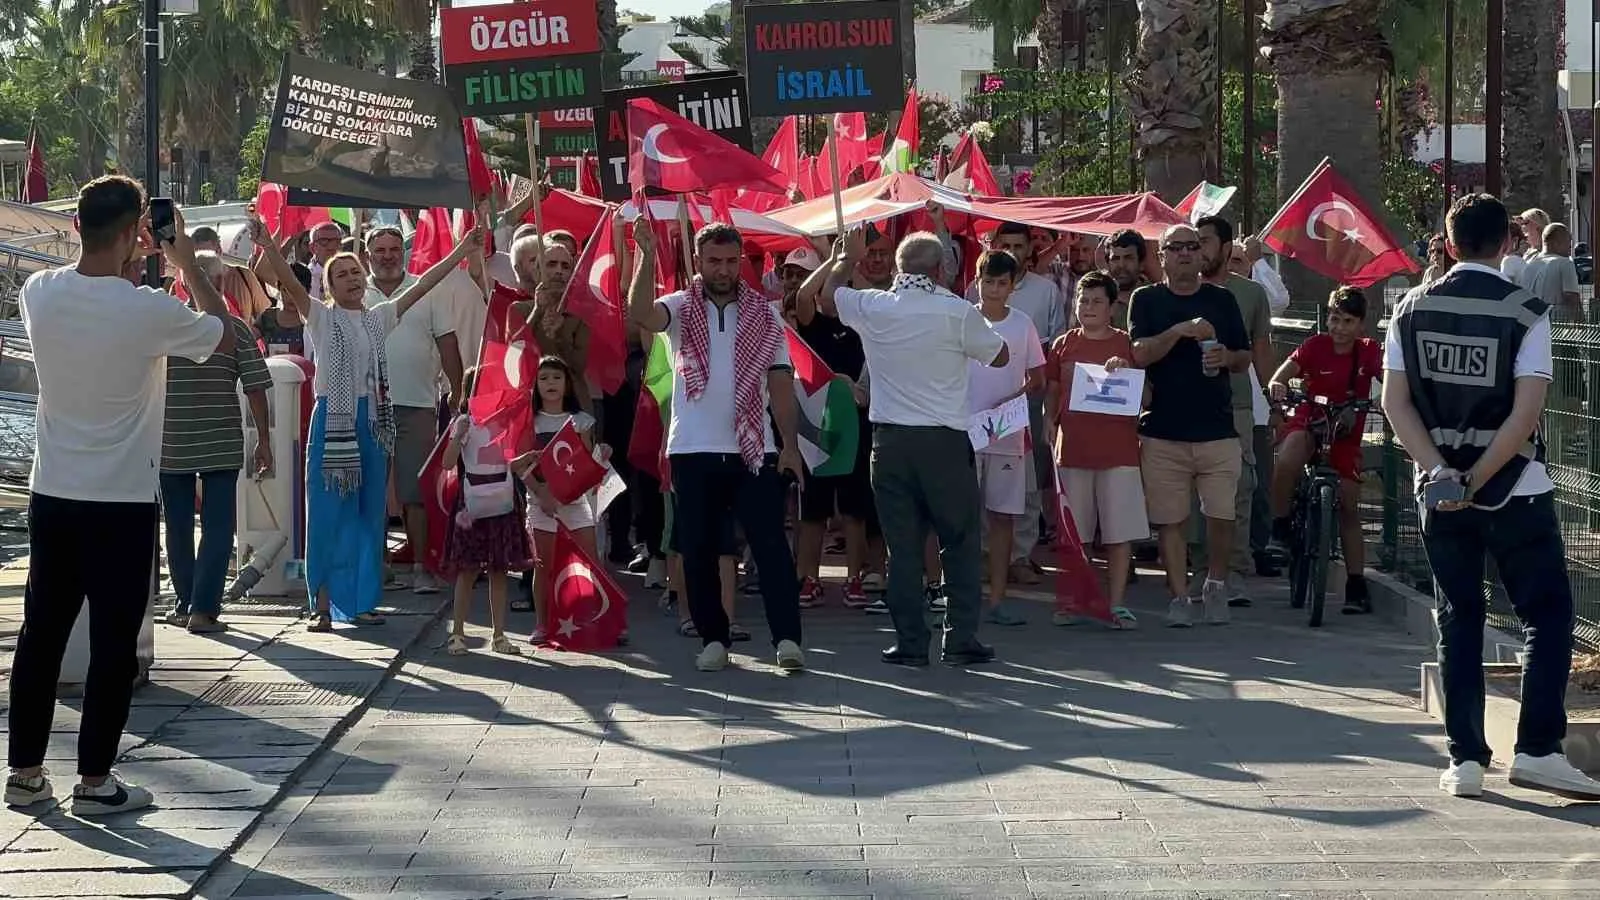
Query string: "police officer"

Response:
xmin=1383 ymin=193 xmax=1600 ymax=802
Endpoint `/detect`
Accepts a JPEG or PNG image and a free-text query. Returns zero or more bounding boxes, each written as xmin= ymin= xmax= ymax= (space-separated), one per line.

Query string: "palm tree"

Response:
xmin=1502 ymin=0 xmax=1562 ymax=218
xmin=1126 ymin=0 xmax=1216 ymax=201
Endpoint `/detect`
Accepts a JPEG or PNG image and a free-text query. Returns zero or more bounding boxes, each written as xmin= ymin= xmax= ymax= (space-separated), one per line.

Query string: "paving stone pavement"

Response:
xmin=0 ymin=564 xmax=446 ymax=899
xmin=163 ymin=567 xmax=1600 ymax=900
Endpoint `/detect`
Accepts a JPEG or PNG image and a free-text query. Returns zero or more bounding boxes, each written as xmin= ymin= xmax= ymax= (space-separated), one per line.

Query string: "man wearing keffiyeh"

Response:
xmin=627 ymin=220 xmax=807 ymax=675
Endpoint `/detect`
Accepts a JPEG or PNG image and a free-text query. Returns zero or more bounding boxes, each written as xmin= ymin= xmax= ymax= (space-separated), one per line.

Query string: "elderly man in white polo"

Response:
xmin=815 ymin=227 xmax=1009 ymax=667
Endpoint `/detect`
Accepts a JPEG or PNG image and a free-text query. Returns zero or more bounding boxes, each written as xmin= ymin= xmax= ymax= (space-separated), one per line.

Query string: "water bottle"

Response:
xmin=1200 ymin=339 xmax=1220 ymax=377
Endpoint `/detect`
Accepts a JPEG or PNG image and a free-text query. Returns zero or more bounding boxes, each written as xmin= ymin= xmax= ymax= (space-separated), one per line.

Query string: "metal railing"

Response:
xmin=1273 ymin=284 xmax=1600 ymax=650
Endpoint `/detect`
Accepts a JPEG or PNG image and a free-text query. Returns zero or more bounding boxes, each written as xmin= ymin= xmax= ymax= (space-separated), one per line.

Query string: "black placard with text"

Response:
xmin=262 ymin=55 xmax=471 ymax=210
xmin=742 ymin=1 xmax=903 ymax=117
xmin=594 ymin=74 xmax=752 ymax=201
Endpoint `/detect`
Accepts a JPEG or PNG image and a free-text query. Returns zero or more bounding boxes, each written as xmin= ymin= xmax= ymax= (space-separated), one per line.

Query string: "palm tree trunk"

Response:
xmin=1502 ymin=0 xmax=1563 ymax=219
xmin=1263 ymin=0 xmax=1389 ymax=318
xmin=1127 ymin=0 xmax=1216 ymax=201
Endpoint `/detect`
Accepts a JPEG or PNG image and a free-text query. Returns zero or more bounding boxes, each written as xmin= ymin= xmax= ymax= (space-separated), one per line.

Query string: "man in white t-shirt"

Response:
xmin=5 ymin=177 xmax=234 ymax=817
xmin=627 ymin=221 xmax=807 ymax=675
xmin=1383 ymin=192 xmax=1600 ymax=803
xmin=966 ymin=250 xmax=1045 ymax=627
xmin=818 ymin=229 xmax=1009 ymax=668
xmin=366 ymin=226 xmax=467 ymax=594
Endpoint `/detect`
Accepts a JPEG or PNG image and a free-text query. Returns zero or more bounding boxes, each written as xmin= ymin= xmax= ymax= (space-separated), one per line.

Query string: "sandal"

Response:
xmin=529 ymin=626 xmax=549 ymax=646
xmin=1108 ymin=606 xmax=1140 ymax=630
xmin=353 ymin=612 xmax=386 ymax=626
xmin=446 ymin=634 xmax=468 ymax=656
xmin=307 ymin=612 xmax=332 ymax=633
xmin=729 ymin=623 xmax=752 ymax=642
xmin=491 ymin=634 xmax=522 ymax=655
xmin=677 ymin=620 xmax=699 ymax=638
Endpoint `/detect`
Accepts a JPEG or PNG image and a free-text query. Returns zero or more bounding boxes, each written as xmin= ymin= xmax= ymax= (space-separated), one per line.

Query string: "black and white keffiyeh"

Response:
xmin=320 ymin=305 xmax=395 ymax=494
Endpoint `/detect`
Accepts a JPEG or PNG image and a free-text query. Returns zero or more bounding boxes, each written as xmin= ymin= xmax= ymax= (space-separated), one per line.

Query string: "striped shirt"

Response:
xmin=162 ymin=316 xmax=272 ymax=473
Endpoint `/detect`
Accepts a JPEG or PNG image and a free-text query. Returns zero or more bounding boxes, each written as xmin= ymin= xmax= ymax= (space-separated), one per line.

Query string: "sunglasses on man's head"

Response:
xmin=1162 ymin=241 xmax=1201 ymax=252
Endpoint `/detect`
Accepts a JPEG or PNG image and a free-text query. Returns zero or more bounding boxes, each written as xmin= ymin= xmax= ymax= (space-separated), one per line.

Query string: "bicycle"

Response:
xmin=1274 ymin=385 xmax=1371 ymax=628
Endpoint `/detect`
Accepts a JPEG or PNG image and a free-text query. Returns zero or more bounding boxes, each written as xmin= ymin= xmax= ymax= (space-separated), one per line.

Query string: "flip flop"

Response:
xmin=677 ymin=620 xmax=699 ymax=638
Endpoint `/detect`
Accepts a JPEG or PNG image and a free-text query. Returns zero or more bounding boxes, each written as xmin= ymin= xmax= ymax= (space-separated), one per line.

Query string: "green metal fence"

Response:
xmin=1272 ymin=285 xmax=1600 ymax=650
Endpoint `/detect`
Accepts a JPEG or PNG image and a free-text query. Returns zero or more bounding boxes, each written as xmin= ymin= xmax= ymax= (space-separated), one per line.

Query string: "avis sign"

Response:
xmin=439 ymin=0 xmax=603 ymax=116
xmin=742 ymin=0 xmax=904 ymax=116
xmin=595 ymin=75 xmax=751 ymax=201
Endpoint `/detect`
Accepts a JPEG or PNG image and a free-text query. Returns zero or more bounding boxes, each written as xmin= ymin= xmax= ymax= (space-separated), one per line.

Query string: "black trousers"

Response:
xmin=670 ymin=452 xmax=800 ymax=648
xmin=8 ymin=493 xmax=158 ymax=777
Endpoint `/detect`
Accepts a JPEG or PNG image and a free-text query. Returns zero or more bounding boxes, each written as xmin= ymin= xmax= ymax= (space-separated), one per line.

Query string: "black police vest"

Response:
xmin=1392 ymin=267 xmax=1548 ymax=509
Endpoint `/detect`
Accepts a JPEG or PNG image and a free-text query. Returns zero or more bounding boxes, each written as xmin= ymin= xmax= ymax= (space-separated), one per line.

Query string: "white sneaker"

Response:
xmin=411 ymin=571 xmax=441 ymax=595
xmin=1509 ymin=753 xmax=1600 ymax=801
xmin=4 ymin=768 xmax=52 ymax=808
xmin=695 ymin=642 xmax=730 ymax=672
xmin=1439 ymin=760 xmax=1485 ymax=797
xmin=1165 ymin=598 xmax=1195 ymax=628
xmin=1201 ymin=579 xmax=1231 ymax=625
xmin=70 ymin=772 xmax=154 ymax=816
xmin=644 ymin=557 xmax=669 ymax=589
xmin=775 ymin=639 xmax=805 ymax=671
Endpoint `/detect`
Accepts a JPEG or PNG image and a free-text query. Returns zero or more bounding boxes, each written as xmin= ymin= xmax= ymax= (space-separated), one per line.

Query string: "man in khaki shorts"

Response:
xmin=1128 ymin=225 xmax=1251 ymax=627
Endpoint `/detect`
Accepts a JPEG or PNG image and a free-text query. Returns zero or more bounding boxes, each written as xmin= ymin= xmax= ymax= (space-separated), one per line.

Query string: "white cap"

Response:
xmin=782 ymin=247 xmax=823 ymax=271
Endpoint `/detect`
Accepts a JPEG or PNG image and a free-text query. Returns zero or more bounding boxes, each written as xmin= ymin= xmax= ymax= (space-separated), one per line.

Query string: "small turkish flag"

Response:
xmin=538 ymin=418 xmax=606 ymax=505
xmin=418 ymin=432 xmax=459 ymax=577
xmin=1050 ymin=464 xmax=1115 ymax=626
xmin=626 ymin=97 xmax=789 ymax=196
xmin=561 ymin=212 xmax=628 ymax=395
xmin=1261 ymin=157 xmax=1421 ymax=288
xmin=467 ymin=389 xmax=534 ymax=463
xmin=544 ymin=523 xmax=628 ymax=651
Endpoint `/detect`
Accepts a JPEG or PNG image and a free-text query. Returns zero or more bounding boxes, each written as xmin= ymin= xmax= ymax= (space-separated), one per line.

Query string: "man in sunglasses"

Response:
xmin=1128 ymin=224 xmax=1251 ymax=628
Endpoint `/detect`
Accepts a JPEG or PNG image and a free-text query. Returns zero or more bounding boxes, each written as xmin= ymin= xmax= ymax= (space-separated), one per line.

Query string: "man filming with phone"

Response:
xmin=6 ymin=177 xmax=236 ymax=816
xmin=1384 ymin=192 xmax=1600 ymax=803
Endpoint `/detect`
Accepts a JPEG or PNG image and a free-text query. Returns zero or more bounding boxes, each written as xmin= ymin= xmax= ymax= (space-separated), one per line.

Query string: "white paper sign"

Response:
xmin=1068 ymin=363 xmax=1143 ymax=417
xmin=967 ymin=394 xmax=1030 ymax=451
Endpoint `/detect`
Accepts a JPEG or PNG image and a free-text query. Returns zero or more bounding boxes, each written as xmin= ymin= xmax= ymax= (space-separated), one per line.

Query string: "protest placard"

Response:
xmin=742 ymin=1 xmax=904 ymax=117
xmin=439 ymin=0 xmax=602 ymax=117
xmin=967 ymin=394 xmax=1029 ymax=452
xmin=595 ymin=74 xmax=752 ymax=201
xmin=1068 ymin=363 xmax=1144 ymax=417
xmin=286 ymin=186 xmax=422 ymax=210
xmin=538 ymin=108 xmax=597 ymax=157
xmin=262 ymin=55 xmax=472 ymax=211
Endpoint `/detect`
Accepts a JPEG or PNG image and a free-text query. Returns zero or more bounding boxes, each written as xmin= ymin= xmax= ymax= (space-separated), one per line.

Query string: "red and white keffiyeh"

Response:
xmin=678 ymin=276 xmax=781 ymax=472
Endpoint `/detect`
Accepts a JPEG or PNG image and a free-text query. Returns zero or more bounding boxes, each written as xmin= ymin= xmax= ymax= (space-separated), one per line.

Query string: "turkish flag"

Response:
xmin=22 ymin=125 xmax=47 ymax=203
xmin=253 ymin=182 xmax=323 ymax=239
xmin=562 ymin=212 xmax=627 ymax=395
xmin=463 ymin=118 xmax=495 ymax=200
xmin=468 ymin=389 xmax=534 ymax=463
xmin=578 ymin=151 xmax=603 ymax=198
xmin=407 ymin=207 xmax=457 ymax=274
xmin=1050 ymin=465 xmax=1115 ymax=626
xmin=859 ymin=133 xmax=886 ymax=183
xmin=1261 ymin=158 xmax=1421 ymax=288
xmin=418 ymin=432 xmax=459 ymax=577
xmin=477 ymin=282 xmax=539 ymax=401
xmin=626 ymin=97 xmax=789 ymax=196
xmin=832 ymin=112 xmax=870 ymax=179
xmin=538 ymin=418 xmax=607 ymax=505
xmin=543 ymin=523 xmax=628 ymax=651
xmin=944 ymin=133 xmax=1002 ymax=196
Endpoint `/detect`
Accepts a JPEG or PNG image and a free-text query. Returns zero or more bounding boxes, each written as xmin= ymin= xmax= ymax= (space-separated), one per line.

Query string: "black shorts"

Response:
xmin=799 ymin=471 xmax=874 ymax=522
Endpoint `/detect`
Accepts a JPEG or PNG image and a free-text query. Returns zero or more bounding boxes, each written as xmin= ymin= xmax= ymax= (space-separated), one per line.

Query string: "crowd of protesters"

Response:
xmin=9 ymin=174 xmax=1600 ymax=817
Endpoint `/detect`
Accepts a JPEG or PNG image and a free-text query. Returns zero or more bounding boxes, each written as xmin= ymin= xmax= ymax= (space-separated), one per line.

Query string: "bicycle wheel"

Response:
xmin=1306 ymin=483 xmax=1335 ymax=628
xmin=1287 ymin=491 xmax=1309 ymax=610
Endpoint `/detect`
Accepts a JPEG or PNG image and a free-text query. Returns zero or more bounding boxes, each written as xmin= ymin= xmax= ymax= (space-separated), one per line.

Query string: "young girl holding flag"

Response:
xmin=441 ymin=367 xmax=535 ymax=656
xmin=512 ymin=356 xmax=607 ymax=645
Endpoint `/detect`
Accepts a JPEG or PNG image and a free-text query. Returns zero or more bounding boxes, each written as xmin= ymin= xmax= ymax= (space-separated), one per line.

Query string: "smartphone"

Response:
xmin=149 ymin=197 xmax=177 ymax=244
xmin=1423 ymin=478 xmax=1466 ymax=510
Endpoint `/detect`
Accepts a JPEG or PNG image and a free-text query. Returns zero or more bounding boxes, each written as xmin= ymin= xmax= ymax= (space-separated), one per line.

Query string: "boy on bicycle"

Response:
xmin=1266 ymin=286 xmax=1383 ymax=614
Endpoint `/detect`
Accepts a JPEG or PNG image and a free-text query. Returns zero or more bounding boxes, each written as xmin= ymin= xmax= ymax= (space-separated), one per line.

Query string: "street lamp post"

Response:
xmin=143 ymin=0 xmax=160 ymax=285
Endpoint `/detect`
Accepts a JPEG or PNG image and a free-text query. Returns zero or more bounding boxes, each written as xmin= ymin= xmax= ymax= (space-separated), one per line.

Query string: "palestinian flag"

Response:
xmin=626 ymin=333 xmax=674 ymax=483
xmin=786 ymin=327 xmax=859 ymax=478
xmin=1175 ymin=181 xmax=1237 ymax=224
xmin=879 ymin=88 xmax=920 ymax=174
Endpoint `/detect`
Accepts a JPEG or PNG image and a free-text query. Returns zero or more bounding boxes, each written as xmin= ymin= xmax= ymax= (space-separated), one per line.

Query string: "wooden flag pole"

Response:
xmin=675 ymin=194 xmax=694 ymax=283
xmin=523 ymin=113 xmax=546 ymax=271
xmin=825 ymin=116 xmax=846 ymax=235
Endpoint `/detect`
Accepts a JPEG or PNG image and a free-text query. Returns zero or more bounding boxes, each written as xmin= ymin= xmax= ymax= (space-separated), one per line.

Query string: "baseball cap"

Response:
xmin=782 ymin=247 xmax=823 ymax=271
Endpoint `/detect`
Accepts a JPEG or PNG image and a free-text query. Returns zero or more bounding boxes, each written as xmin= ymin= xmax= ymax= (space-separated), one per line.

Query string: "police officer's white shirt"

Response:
xmin=1382 ymin=261 xmax=1554 ymax=497
xmin=834 ymin=282 xmax=1006 ymax=431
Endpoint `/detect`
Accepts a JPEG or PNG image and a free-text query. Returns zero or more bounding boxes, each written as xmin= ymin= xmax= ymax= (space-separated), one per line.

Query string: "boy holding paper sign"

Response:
xmin=967 ymin=250 xmax=1045 ymax=626
xmin=1044 ymin=271 xmax=1147 ymax=627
